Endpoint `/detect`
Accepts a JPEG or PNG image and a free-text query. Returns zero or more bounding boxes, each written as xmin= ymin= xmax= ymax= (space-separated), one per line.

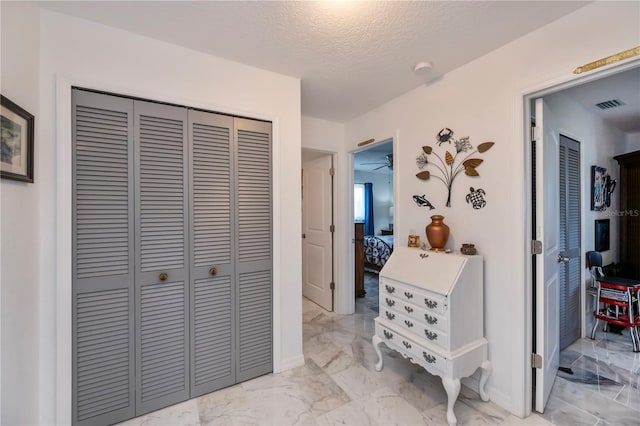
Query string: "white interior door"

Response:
xmin=302 ymin=155 xmax=333 ymax=311
xmin=535 ymin=98 xmax=560 ymax=412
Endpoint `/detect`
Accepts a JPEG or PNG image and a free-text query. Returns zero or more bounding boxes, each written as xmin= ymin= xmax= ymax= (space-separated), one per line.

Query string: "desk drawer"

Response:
xmin=382 ymin=308 xmax=450 ymax=350
xmin=375 ymin=321 xmax=446 ymax=373
xmin=380 ymin=278 xmax=446 ymax=315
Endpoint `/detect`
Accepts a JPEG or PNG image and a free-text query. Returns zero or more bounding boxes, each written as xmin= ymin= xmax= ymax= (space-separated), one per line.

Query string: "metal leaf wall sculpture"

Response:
xmin=416 ymin=128 xmax=494 ymax=207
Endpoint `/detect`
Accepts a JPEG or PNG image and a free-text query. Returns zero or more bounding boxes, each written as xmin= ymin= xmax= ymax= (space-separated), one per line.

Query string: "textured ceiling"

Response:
xmin=37 ymin=1 xmax=589 ymax=122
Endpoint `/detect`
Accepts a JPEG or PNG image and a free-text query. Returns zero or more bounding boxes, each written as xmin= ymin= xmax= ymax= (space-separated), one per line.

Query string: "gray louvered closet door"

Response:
xmin=72 ymin=89 xmax=273 ymax=425
xmin=235 ymin=118 xmax=273 ymax=382
xmin=72 ymin=90 xmax=135 ymax=426
xmin=134 ymin=101 xmax=190 ymax=415
xmin=188 ymin=110 xmax=236 ymax=396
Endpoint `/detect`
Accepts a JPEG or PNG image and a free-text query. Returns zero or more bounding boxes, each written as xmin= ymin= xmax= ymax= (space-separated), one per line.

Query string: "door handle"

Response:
xmin=557 ymin=255 xmax=570 ymax=263
xmin=159 ymin=272 xmax=168 ymax=281
xmin=209 ymin=267 xmax=217 ymax=276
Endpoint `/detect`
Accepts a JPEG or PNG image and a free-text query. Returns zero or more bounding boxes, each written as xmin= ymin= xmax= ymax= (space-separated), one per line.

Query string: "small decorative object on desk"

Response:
xmin=408 ymin=234 xmax=420 ymax=248
xmin=460 ymin=243 xmax=477 ymax=255
xmin=426 ymin=215 xmax=449 ymax=251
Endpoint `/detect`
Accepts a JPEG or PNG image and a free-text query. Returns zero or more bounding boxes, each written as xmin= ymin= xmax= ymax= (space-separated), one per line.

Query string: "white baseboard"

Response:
xmin=276 ymin=354 xmax=305 ymax=373
xmin=461 ymin=376 xmax=515 ymax=417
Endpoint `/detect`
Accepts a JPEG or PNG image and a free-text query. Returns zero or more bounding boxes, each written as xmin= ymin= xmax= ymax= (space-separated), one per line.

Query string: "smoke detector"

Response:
xmin=414 ymin=61 xmax=433 ymax=74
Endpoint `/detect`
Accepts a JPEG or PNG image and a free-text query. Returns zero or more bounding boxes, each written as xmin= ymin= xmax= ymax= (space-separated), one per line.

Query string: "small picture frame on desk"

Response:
xmin=407 ymin=234 xmax=420 ymax=248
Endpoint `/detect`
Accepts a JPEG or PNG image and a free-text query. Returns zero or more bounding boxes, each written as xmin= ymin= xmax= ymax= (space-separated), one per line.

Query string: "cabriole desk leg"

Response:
xmin=479 ymin=360 xmax=492 ymax=402
xmin=372 ymin=334 xmax=384 ymax=371
xmin=442 ymin=377 xmax=461 ymax=426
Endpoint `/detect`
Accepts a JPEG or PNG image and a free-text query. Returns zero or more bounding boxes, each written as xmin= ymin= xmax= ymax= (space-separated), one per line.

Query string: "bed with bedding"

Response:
xmin=363 ymin=235 xmax=394 ymax=272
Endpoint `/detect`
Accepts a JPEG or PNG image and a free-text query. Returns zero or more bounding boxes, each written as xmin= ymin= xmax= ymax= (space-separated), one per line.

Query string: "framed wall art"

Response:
xmin=1 ymin=95 xmax=34 ymax=182
xmin=590 ymin=165 xmax=606 ymax=211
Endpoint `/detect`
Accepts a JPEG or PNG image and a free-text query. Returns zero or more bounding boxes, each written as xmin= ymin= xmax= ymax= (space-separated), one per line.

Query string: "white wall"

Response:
xmin=619 ymin=131 xmax=640 ymax=154
xmin=38 ymin=10 xmax=302 ymax=424
xmin=0 ymin=2 xmax=41 ymax=424
xmin=354 ymin=170 xmax=393 ymax=234
xmin=543 ymin=91 xmax=627 ymax=333
xmin=342 ymin=1 xmax=640 ymax=417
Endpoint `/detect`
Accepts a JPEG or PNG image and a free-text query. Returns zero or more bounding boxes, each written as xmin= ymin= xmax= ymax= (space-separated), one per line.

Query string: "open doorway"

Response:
xmin=527 ymin=64 xmax=640 ymax=422
xmin=353 ymin=139 xmax=394 ymax=313
xmin=301 ymin=149 xmax=336 ymax=312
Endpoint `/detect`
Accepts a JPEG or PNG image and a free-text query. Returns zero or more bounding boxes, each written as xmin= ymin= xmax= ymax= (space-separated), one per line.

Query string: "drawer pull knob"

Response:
xmin=424 ymin=298 xmax=438 ymax=309
xmin=404 ymin=306 xmax=414 ymax=314
xmin=385 ymin=311 xmax=396 ymax=320
xmin=385 ymin=285 xmax=395 ymax=294
xmin=404 ymin=291 xmax=414 ymax=299
xmin=385 ymin=298 xmax=395 ymax=307
xmin=423 ymin=352 xmax=437 ymax=363
xmin=383 ymin=330 xmax=393 ymax=340
xmin=424 ymin=330 xmax=438 ymax=340
xmin=209 ymin=267 xmax=217 ymax=276
xmin=159 ymin=272 xmax=168 ymax=281
xmin=404 ymin=320 xmax=414 ymax=328
xmin=424 ymin=314 xmax=438 ymax=325
xmin=403 ymin=341 xmax=412 ymax=349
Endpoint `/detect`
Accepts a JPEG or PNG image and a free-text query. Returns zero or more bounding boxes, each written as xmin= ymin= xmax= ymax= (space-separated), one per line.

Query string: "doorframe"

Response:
xmin=301 ymin=148 xmax=338 ymax=311
xmin=54 ymin=75 xmax=285 ymax=425
xmin=347 ymin=136 xmax=396 ymax=312
xmin=521 ymin=58 xmax=640 ymax=416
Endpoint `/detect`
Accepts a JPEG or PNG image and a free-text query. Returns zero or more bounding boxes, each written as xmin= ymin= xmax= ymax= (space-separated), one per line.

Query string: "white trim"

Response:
xmin=54 ymin=74 xmax=285 ymax=424
xmin=346 ymin=131 xmax=398 ymax=314
xmin=278 ymin=354 xmax=306 ymax=372
xmin=520 ymin=58 xmax=640 ymax=418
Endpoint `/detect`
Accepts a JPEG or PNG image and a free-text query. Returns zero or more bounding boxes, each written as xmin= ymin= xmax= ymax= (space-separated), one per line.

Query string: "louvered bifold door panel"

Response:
xmin=72 ymin=89 xmax=135 ymax=426
xmin=234 ymin=118 xmax=273 ymax=381
xmin=134 ymin=101 xmax=190 ymax=415
xmin=559 ymin=135 xmax=581 ymax=350
xmin=188 ymin=110 xmax=236 ymax=396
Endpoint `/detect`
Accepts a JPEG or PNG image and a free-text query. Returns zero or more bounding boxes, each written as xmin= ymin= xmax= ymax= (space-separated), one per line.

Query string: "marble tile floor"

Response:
xmin=544 ymin=326 xmax=640 ymax=426
xmin=119 ymin=297 xmax=638 ymax=426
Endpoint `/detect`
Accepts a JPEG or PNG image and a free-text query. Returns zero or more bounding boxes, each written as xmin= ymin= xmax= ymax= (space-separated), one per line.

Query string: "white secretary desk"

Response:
xmin=372 ymin=247 xmax=491 ymax=425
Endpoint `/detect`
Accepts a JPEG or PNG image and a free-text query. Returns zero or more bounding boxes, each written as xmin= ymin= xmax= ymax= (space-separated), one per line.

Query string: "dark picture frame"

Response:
xmin=1 ymin=95 xmax=34 ymax=182
xmin=594 ymin=219 xmax=610 ymax=252
xmin=590 ymin=165 xmax=606 ymax=211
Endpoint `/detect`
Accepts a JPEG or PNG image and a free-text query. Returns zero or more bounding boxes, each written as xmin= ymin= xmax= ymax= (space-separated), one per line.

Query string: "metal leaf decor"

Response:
xmin=416 ymin=171 xmax=430 ymax=180
xmin=465 ymin=167 xmax=479 ymax=176
xmin=445 ymin=151 xmax=454 ymax=165
xmin=415 ymin=128 xmax=494 ymax=207
xmin=477 ymin=142 xmax=495 ymax=153
xmin=462 ymin=158 xmax=483 ymax=168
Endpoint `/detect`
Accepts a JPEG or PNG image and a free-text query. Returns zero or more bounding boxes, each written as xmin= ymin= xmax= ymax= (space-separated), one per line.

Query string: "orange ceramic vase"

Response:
xmin=426 ymin=215 xmax=450 ymax=250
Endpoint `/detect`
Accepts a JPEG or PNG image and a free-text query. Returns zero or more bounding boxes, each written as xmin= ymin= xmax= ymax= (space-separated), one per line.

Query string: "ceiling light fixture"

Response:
xmin=414 ymin=61 xmax=433 ymax=74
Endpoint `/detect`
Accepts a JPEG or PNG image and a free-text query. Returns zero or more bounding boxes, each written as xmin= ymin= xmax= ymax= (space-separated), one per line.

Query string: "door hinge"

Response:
xmin=329 ymin=167 xmax=335 ymax=176
xmin=330 ymin=224 xmax=335 ymax=233
xmin=531 ymin=240 xmax=542 ymax=255
xmin=531 ymin=353 xmax=542 ymax=369
xmin=530 ymin=122 xmax=536 ymax=141
xmin=330 ymin=281 xmax=335 ymax=290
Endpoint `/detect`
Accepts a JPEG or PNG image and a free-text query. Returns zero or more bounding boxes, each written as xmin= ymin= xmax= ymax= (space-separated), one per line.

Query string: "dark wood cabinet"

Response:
xmin=614 ymin=150 xmax=640 ymax=278
xmin=355 ymin=222 xmax=365 ymax=297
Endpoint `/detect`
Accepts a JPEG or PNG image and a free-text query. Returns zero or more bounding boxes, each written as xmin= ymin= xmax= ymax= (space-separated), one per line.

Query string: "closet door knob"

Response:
xmin=209 ymin=267 xmax=217 ymax=276
xmin=159 ymin=272 xmax=168 ymax=281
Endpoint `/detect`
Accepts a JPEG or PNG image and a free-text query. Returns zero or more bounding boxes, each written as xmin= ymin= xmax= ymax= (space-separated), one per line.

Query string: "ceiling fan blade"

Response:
xmin=361 ymin=162 xmax=386 ymax=165
xmin=373 ymin=164 xmax=387 ymax=170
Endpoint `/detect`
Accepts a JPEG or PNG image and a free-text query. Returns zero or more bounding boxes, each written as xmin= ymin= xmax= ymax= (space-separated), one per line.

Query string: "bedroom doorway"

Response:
xmin=302 ymin=149 xmax=336 ymax=311
xmin=353 ymin=139 xmax=394 ymax=312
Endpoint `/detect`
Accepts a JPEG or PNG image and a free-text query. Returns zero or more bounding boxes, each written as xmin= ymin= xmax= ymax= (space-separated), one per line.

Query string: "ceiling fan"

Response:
xmin=361 ymin=154 xmax=393 ymax=170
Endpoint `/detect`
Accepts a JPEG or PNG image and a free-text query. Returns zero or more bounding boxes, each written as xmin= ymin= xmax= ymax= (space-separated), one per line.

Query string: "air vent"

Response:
xmin=595 ymin=99 xmax=625 ymax=110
